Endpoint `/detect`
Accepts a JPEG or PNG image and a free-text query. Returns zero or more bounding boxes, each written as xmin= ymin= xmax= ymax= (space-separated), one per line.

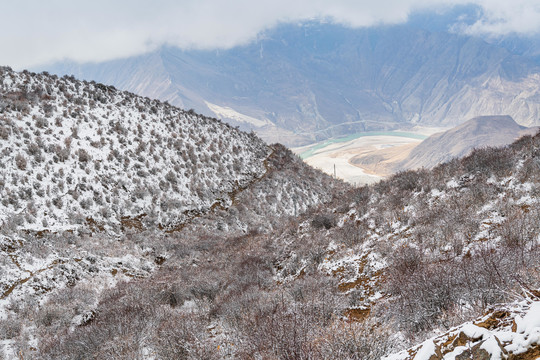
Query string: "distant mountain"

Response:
xmin=399 ymin=115 xmax=538 ymax=170
xmin=43 ymin=22 xmax=540 ymax=146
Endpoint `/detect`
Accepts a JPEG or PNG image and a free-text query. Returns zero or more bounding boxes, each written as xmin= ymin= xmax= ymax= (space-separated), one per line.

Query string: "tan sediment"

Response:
xmin=348 ymin=143 xmax=418 ymax=176
xmin=296 ymin=135 xmax=422 ymax=184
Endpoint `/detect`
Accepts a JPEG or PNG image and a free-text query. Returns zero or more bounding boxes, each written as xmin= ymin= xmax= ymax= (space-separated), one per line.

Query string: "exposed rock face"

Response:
xmin=399 ymin=115 xmax=539 ymax=170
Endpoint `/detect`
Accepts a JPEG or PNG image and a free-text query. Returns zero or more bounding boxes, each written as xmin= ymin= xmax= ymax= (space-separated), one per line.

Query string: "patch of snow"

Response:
xmin=460 ymin=323 xmax=489 ymax=339
xmin=479 ymin=336 xmax=503 ymax=360
xmin=205 ymin=101 xmax=270 ymax=127
xmin=446 ymin=179 xmax=459 ymax=188
xmin=515 ymin=302 xmax=540 ymax=334
xmin=414 ymin=340 xmax=437 ymax=360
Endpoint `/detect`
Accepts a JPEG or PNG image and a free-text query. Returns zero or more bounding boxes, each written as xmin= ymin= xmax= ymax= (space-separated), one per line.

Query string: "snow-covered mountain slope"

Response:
xmin=0 ymin=68 xmax=350 ymax=359
xmin=264 ymin=131 xmax=540 ymax=357
xmin=0 ymin=146 xmax=348 ymax=359
xmin=4 ymin=62 xmax=540 ymax=359
xmin=16 ymin=132 xmax=540 ymax=358
xmin=0 ymin=67 xmax=270 ymax=233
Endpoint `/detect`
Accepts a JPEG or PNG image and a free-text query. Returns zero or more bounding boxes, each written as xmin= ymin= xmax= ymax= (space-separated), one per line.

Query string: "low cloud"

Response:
xmin=459 ymin=0 xmax=540 ymax=36
xmin=3 ymin=0 xmax=540 ymax=70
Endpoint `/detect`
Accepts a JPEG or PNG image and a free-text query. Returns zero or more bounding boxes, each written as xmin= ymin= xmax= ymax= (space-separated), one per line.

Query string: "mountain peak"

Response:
xmin=456 ymin=114 xmax=523 ymax=132
xmin=400 ymin=115 xmax=537 ymax=170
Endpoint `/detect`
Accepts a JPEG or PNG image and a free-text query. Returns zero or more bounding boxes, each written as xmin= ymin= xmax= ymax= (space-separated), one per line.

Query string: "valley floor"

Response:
xmin=293 ymin=127 xmax=445 ymax=185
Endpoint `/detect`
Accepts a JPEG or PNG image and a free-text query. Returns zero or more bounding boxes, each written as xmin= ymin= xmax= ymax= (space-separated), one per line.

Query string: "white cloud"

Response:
xmin=461 ymin=0 xmax=540 ymax=36
xmin=2 ymin=0 xmax=540 ymax=70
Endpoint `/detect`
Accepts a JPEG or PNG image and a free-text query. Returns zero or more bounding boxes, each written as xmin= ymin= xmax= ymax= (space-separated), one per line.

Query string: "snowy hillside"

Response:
xmin=2 ymin=68 xmax=539 ymax=360
xmin=0 ymin=68 xmax=350 ymax=359
xmin=11 ymin=131 xmax=537 ymax=359
xmin=0 ymin=67 xmax=270 ymax=233
xmin=267 ymin=132 xmax=540 ymax=357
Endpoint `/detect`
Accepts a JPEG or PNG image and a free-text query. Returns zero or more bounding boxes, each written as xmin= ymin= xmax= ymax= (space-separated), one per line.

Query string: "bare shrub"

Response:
xmin=15 ymin=153 xmax=27 ymax=170
xmin=0 ymin=125 xmax=10 ymax=139
xmin=35 ymin=116 xmax=48 ymax=128
xmin=0 ymin=318 xmax=22 ymax=339
xmin=77 ymin=148 xmax=91 ymax=162
xmin=313 ymin=320 xmax=395 ymax=360
xmin=311 ymin=213 xmax=336 ymax=230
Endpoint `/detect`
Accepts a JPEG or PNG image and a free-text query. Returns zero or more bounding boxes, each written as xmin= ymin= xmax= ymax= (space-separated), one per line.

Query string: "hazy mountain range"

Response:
xmin=43 ymin=20 xmax=540 ymax=146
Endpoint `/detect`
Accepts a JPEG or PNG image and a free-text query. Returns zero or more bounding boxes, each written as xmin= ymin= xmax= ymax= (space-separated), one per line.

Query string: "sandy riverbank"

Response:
xmin=293 ymin=127 xmax=446 ymax=185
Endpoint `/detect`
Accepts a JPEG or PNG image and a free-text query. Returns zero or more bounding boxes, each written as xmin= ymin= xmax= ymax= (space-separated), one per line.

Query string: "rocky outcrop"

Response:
xmin=385 ymin=297 xmax=540 ymax=360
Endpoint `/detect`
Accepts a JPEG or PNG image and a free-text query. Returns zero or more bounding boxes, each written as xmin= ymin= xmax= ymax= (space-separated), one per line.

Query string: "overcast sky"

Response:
xmin=3 ymin=0 xmax=540 ymax=70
